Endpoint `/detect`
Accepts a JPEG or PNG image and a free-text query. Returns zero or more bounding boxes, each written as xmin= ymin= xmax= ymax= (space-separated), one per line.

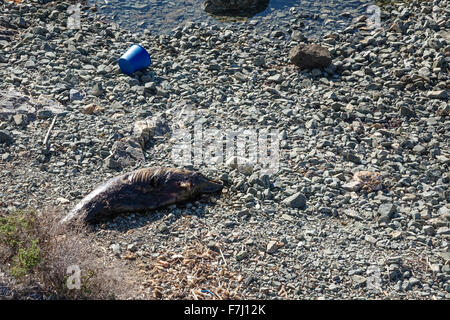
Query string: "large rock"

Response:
xmin=0 ymin=130 xmax=13 ymax=144
xmin=0 ymin=89 xmax=65 ymax=121
xmin=107 ymin=137 xmax=145 ymax=169
xmin=289 ymin=44 xmax=332 ymax=69
xmin=203 ymin=0 xmax=269 ymax=16
xmin=133 ymin=114 xmax=170 ymax=148
xmin=282 ymin=192 xmax=307 ymax=209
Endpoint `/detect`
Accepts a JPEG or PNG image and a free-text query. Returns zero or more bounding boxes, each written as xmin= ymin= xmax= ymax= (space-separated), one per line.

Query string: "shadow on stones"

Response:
xmin=205 ymin=0 xmax=270 ymax=21
xmin=91 ymin=194 xmax=222 ymax=234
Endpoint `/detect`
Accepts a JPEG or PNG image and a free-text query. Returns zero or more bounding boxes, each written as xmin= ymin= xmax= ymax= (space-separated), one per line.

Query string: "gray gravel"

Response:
xmin=0 ymin=0 xmax=449 ymax=299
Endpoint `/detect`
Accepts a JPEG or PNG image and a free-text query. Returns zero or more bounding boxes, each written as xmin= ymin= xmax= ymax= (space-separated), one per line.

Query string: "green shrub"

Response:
xmin=10 ymin=239 xmax=42 ymax=279
xmin=0 ymin=210 xmax=42 ymax=279
xmin=0 ymin=208 xmax=127 ymax=299
xmin=0 ymin=210 xmax=35 ymax=250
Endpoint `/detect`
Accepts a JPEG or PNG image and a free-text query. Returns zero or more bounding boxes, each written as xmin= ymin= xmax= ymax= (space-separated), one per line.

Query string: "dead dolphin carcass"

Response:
xmin=61 ymin=167 xmax=223 ymax=224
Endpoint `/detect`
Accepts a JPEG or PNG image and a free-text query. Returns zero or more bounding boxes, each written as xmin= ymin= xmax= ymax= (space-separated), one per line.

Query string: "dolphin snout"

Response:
xmin=194 ymin=174 xmax=223 ymax=194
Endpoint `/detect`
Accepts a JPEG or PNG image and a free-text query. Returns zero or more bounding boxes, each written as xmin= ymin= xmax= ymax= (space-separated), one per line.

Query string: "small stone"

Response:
xmin=69 ymin=89 xmax=84 ymax=101
xmin=108 ymin=137 xmax=145 ymax=168
xmin=409 ymin=277 xmax=421 ymax=287
xmin=289 ymin=43 xmax=332 ymax=69
xmin=423 ymin=225 xmax=435 ymax=236
xmin=110 ymin=243 xmax=121 ymax=255
xmin=319 ymin=207 xmax=332 ymax=215
xmin=235 ymin=251 xmax=249 ymax=261
xmin=378 ymin=203 xmax=396 ymax=220
xmin=266 ymin=240 xmax=284 ymax=254
xmin=365 ymin=235 xmax=377 ymax=244
xmin=400 ymin=105 xmax=416 ymax=117
xmin=343 ymin=151 xmax=361 ymax=164
xmin=384 ymin=256 xmax=402 ymax=265
xmin=254 ymin=56 xmax=265 ymax=66
xmin=267 ymin=74 xmax=283 ymax=83
xmin=427 ymin=90 xmax=448 ymax=99
xmin=37 ymin=110 xmax=53 ymax=119
xmin=105 ymin=157 xmax=121 ymax=170
xmin=91 ymin=83 xmax=104 ymax=96
xmin=127 ymin=243 xmax=138 ymax=252
xmin=226 ymin=156 xmax=254 ymax=175
xmin=401 ymin=280 xmax=411 ymax=291
xmin=158 ymin=223 xmax=169 ymax=233
xmin=24 ymin=60 xmax=36 ymax=69
xmin=207 ymin=241 xmax=218 ymax=251
xmin=413 ymin=144 xmax=426 ymax=154
xmin=237 ymin=209 xmax=250 ymax=217
xmin=247 ymin=173 xmax=260 ymax=186
xmin=282 ymin=192 xmax=307 ymax=209
xmin=123 ymin=252 xmax=137 ymax=260
xmin=391 ymin=230 xmax=403 ymax=240
xmin=352 ymin=275 xmax=366 ymax=288
xmin=438 ymin=252 xmax=450 ymax=264
xmin=329 ymin=284 xmax=339 ymax=292
xmin=342 ymin=181 xmax=362 ymax=192
xmin=224 ymin=220 xmax=235 ymax=228
xmin=82 ymin=104 xmax=96 ymax=115
xmin=430 ymin=264 xmax=441 ymax=273
xmin=436 ymin=227 xmax=450 ymax=235
xmin=281 ymin=214 xmax=295 ymax=222
xmin=56 ymin=197 xmax=70 ymax=204
xmin=0 ymin=130 xmax=13 ymax=144
xmin=345 ymin=209 xmax=363 ymax=220
xmin=13 ymin=114 xmax=27 ymax=126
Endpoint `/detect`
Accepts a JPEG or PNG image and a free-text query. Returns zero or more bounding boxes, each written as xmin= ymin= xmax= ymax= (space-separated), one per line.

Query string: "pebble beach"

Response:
xmin=0 ymin=0 xmax=449 ymax=299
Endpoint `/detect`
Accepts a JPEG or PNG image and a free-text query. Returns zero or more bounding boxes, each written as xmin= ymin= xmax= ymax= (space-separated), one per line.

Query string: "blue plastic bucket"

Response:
xmin=118 ymin=44 xmax=151 ymax=75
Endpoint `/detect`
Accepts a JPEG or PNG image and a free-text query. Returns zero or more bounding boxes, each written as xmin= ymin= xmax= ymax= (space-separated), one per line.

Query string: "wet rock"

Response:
xmin=289 ymin=44 xmax=332 ymax=69
xmin=203 ymin=0 xmax=269 ymax=16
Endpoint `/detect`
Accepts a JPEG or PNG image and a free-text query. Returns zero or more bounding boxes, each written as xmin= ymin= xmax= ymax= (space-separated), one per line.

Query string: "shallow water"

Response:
xmin=88 ymin=0 xmax=379 ymax=36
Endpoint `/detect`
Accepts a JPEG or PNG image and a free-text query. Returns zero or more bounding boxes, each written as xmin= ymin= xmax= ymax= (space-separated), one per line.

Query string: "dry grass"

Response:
xmin=354 ymin=171 xmax=383 ymax=192
xmin=0 ymin=207 xmax=132 ymax=299
xmin=139 ymin=242 xmax=244 ymax=300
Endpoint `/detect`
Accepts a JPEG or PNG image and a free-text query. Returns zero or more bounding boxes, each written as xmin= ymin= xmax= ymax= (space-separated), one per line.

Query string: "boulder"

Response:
xmin=289 ymin=44 xmax=332 ymax=69
xmin=0 ymin=89 xmax=65 ymax=121
xmin=107 ymin=137 xmax=145 ymax=169
xmin=203 ymin=0 xmax=269 ymax=16
xmin=133 ymin=114 xmax=170 ymax=148
xmin=282 ymin=192 xmax=307 ymax=209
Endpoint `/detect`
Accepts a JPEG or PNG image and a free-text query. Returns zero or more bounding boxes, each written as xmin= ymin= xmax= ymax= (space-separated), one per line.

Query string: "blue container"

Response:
xmin=118 ymin=44 xmax=151 ymax=75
